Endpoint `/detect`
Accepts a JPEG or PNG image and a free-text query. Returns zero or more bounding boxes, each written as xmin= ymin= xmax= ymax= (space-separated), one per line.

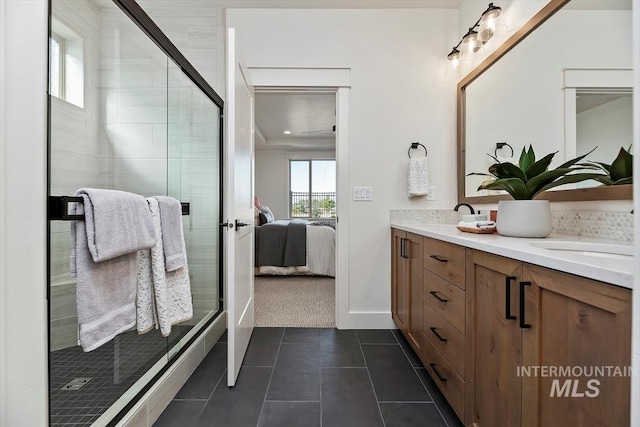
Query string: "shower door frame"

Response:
xmin=46 ymin=0 xmax=225 ymax=425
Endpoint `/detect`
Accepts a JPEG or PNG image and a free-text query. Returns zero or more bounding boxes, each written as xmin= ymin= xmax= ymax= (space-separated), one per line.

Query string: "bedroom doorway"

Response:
xmin=253 ymin=90 xmax=338 ymax=328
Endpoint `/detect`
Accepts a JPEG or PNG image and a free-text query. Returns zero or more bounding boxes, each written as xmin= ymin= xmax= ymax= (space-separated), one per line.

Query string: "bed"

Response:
xmin=255 ymin=219 xmax=336 ymax=277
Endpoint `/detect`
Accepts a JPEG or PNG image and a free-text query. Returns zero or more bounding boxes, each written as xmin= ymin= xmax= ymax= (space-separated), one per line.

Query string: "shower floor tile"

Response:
xmin=49 ymin=325 xmax=192 ymax=426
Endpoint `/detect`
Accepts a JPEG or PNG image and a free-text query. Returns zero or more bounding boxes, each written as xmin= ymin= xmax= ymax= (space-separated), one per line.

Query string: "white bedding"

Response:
xmin=257 ymin=225 xmax=336 ymax=277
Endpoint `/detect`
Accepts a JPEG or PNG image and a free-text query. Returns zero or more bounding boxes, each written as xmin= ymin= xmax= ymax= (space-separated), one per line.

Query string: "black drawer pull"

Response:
xmin=430 ymin=363 xmax=447 ymax=383
xmin=519 ymin=281 xmax=532 ymax=329
xmin=505 ymin=276 xmax=516 ymax=320
xmin=429 ymin=255 xmax=448 ymax=263
xmin=430 ymin=327 xmax=448 ymax=342
xmin=429 ymin=291 xmax=448 ymax=303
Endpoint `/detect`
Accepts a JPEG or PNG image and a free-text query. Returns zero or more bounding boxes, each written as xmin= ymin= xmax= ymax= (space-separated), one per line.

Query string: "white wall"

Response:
xmin=577 ymin=96 xmax=633 ymax=160
xmin=255 ymin=148 xmax=335 ymax=220
xmin=0 ymin=1 xmax=49 ymax=425
xmin=228 ymin=8 xmax=458 ymax=323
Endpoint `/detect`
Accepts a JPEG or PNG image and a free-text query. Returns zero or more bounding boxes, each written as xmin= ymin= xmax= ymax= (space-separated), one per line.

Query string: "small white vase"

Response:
xmin=496 ymin=200 xmax=553 ymax=238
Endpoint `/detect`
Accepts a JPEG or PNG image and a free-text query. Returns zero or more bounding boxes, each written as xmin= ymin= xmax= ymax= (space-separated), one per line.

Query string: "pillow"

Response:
xmin=259 ymin=206 xmax=274 ymax=223
xmin=258 ymin=212 xmax=268 ymax=225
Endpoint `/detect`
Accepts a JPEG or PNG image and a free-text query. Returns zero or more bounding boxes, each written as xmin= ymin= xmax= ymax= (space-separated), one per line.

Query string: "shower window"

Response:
xmin=47 ymin=1 xmax=223 ymax=426
xmin=49 ymin=17 xmax=84 ymax=108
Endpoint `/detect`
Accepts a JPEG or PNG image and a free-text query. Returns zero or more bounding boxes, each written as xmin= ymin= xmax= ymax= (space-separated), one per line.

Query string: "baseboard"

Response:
xmin=341 ymin=311 xmax=397 ymax=329
xmin=115 ymin=312 xmax=226 ymax=427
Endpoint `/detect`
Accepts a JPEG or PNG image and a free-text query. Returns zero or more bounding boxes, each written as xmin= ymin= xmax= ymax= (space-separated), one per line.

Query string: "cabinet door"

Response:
xmin=406 ymin=232 xmax=423 ymax=351
xmin=466 ymin=249 xmax=522 ymax=427
xmin=522 ymin=264 xmax=631 ymax=427
xmin=391 ymin=229 xmax=408 ymax=332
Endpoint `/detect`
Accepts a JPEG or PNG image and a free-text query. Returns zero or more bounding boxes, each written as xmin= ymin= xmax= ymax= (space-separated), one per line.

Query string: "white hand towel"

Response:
xmin=70 ymin=189 xmax=156 ymax=352
xmin=408 ymin=157 xmax=429 ymax=197
xmin=155 ymin=196 xmax=186 ymax=272
xmin=458 ymin=220 xmax=497 ymax=230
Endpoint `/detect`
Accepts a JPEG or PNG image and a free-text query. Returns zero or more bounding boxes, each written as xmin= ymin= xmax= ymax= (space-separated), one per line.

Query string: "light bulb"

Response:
xmin=478 ymin=3 xmax=503 ymax=43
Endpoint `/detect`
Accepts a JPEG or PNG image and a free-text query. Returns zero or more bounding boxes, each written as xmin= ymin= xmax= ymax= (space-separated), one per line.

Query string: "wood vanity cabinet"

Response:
xmin=421 ymin=236 xmax=467 ymax=421
xmin=391 ymin=229 xmax=423 ymax=352
xmin=466 ymin=249 xmax=631 ymax=427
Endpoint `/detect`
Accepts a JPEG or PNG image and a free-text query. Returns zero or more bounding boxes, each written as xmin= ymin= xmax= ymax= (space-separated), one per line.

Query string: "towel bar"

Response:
xmin=48 ymin=196 xmax=190 ymax=221
xmin=408 ymin=142 xmax=428 ymax=158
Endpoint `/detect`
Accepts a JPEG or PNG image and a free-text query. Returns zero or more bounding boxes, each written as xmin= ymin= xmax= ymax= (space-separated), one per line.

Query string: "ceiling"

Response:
xmin=576 ymin=93 xmax=632 ymax=114
xmin=208 ymin=0 xmax=462 ymax=8
xmin=254 ymin=92 xmax=336 ymax=150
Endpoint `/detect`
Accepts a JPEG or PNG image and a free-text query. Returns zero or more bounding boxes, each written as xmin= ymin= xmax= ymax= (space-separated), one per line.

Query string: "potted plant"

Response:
xmin=468 ymin=145 xmax=602 ymax=237
xmin=581 ymin=146 xmax=633 ymax=186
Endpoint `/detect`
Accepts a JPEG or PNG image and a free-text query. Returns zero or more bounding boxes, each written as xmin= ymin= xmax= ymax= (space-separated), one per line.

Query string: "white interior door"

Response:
xmin=224 ymin=28 xmax=255 ymax=387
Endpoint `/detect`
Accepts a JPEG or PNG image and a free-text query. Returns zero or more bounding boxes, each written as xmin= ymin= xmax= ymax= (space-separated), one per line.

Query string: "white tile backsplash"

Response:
xmin=391 ymin=208 xmax=634 ymax=242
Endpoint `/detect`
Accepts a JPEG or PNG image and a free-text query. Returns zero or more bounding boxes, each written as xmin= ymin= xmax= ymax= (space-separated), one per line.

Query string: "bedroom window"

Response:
xmin=49 ymin=18 xmax=85 ymax=108
xmin=290 ymin=159 xmax=336 ymax=218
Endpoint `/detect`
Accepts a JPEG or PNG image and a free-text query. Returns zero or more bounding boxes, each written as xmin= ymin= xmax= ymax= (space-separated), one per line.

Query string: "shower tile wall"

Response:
xmin=136 ymin=0 xmax=225 ymax=99
xmin=50 ymin=0 xmax=102 ymax=351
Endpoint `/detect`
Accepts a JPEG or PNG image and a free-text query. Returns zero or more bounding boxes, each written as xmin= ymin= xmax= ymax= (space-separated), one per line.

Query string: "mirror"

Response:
xmin=458 ymin=0 xmax=633 ymax=203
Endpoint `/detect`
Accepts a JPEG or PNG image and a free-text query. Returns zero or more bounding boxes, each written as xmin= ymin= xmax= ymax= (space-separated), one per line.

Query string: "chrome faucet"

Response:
xmin=454 ymin=203 xmax=475 ymax=214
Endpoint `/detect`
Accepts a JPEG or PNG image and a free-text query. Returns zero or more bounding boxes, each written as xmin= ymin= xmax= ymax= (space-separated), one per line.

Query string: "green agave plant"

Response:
xmin=579 ymin=146 xmax=633 ymax=186
xmin=468 ymin=145 xmax=603 ymax=200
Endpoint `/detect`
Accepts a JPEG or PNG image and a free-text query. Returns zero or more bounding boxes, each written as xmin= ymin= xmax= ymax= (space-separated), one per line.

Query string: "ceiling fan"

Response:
xmin=300 ymin=124 xmax=336 ymax=134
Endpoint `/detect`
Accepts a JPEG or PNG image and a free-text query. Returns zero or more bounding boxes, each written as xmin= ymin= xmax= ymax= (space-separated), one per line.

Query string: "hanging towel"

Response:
xmin=137 ymin=198 xmax=171 ymax=335
xmin=164 ymin=209 xmax=193 ymax=331
xmin=70 ymin=188 xmax=156 ymax=352
xmin=155 ymin=196 xmax=186 ymax=272
xmin=408 ymin=157 xmax=429 ymax=197
xmin=74 ymin=188 xmax=156 ymax=262
xmin=137 ymin=197 xmax=193 ymax=337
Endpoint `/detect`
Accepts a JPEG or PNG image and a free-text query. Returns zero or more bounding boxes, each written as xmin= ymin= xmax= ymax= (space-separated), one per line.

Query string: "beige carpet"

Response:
xmin=254 ymin=276 xmax=335 ymax=327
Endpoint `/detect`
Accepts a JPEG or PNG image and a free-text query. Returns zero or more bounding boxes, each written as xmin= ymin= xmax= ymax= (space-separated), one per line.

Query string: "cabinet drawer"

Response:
xmin=421 ymin=335 xmax=465 ymax=422
xmin=424 ymin=270 xmax=465 ymax=334
xmin=423 ymin=302 xmax=465 ymax=378
xmin=423 ymin=237 xmax=465 ymax=289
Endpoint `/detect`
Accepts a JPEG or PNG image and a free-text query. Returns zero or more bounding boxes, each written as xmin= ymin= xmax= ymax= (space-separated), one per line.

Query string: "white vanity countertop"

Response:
xmin=391 ymin=223 xmax=634 ymax=289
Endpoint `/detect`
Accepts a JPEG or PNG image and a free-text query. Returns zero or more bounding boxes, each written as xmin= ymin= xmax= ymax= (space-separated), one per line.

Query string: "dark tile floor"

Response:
xmin=154 ymin=328 xmax=463 ymax=427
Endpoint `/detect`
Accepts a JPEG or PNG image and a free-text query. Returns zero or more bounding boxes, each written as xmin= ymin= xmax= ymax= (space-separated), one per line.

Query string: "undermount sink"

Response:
xmin=528 ymin=241 xmax=633 ymax=259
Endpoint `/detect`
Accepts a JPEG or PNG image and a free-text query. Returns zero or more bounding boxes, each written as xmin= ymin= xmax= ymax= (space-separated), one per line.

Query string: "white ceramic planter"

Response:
xmin=496 ymin=200 xmax=553 ymax=238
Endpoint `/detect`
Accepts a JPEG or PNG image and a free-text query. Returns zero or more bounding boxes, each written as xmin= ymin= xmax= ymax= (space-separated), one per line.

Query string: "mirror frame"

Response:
xmin=457 ymin=0 xmax=633 ymax=204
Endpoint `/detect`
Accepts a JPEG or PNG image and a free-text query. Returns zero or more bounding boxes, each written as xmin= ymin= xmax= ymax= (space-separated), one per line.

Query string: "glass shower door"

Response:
xmin=166 ymin=60 xmax=222 ymax=358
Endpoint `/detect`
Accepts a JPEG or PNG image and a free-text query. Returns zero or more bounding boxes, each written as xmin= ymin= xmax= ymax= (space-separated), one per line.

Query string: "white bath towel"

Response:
xmin=71 ymin=189 xmax=156 ymax=352
xmin=74 ymin=188 xmax=156 ymax=262
xmin=155 ymin=196 xmax=186 ymax=272
xmin=137 ymin=198 xmax=192 ymax=337
xmin=408 ymin=157 xmax=429 ymax=197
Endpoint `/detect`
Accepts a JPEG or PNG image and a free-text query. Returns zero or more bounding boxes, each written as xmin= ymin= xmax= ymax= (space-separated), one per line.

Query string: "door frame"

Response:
xmin=250 ymin=67 xmax=350 ymax=329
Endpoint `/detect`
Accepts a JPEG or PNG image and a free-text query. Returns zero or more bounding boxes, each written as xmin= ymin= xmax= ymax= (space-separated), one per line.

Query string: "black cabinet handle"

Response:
xmin=519 ymin=281 xmax=531 ymax=329
xmin=430 ymin=363 xmax=447 ymax=383
xmin=400 ymin=238 xmax=407 ymax=259
xmin=505 ymin=276 xmax=516 ymax=320
xmin=403 ymin=238 xmax=409 ymax=259
xmin=430 ymin=327 xmax=448 ymax=342
xmin=429 ymin=291 xmax=448 ymax=303
xmin=429 ymin=255 xmax=448 ymax=263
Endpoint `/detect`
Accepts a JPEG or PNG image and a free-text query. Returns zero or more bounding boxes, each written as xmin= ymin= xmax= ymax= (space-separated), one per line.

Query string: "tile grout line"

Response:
xmin=191 ymin=364 xmax=227 ymax=426
xmin=391 ymin=330 xmax=451 ymax=427
xmin=255 ymin=327 xmax=286 ymax=427
xmin=356 ymin=331 xmax=387 ymax=427
xmin=413 ymin=366 xmax=451 ymax=427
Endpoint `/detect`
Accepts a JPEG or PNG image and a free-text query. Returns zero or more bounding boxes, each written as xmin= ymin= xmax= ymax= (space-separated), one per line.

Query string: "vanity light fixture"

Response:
xmin=448 ymin=3 xmax=504 ymax=69
xmin=283 ymin=130 xmax=292 ymax=135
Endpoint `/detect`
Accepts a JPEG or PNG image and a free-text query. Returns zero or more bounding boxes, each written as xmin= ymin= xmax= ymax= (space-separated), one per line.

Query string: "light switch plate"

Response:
xmin=426 ymin=186 xmax=436 ymax=201
xmin=353 ymin=186 xmax=373 ymax=201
